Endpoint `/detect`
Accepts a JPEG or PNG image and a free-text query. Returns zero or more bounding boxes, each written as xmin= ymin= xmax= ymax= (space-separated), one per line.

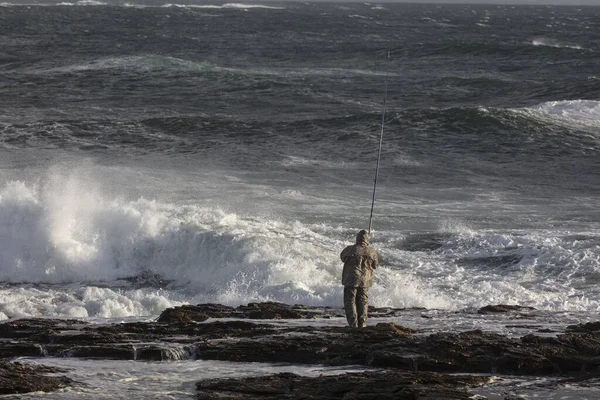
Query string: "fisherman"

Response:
xmin=340 ymin=229 xmax=379 ymax=328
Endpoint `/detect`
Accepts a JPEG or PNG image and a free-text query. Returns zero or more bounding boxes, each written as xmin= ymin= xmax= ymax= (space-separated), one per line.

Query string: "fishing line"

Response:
xmin=368 ymin=51 xmax=391 ymax=234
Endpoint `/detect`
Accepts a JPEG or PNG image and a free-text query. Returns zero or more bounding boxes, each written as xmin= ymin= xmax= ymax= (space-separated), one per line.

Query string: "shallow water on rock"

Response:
xmin=12 ymin=358 xmax=372 ymax=400
xmin=12 ymin=356 xmax=600 ymax=400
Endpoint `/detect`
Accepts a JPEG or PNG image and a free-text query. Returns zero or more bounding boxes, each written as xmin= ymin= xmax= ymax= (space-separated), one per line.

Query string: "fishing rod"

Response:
xmin=368 ymin=51 xmax=391 ymax=235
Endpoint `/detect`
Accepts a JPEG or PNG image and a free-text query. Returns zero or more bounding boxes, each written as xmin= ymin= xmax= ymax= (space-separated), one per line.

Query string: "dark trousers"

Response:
xmin=344 ymin=286 xmax=369 ymax=328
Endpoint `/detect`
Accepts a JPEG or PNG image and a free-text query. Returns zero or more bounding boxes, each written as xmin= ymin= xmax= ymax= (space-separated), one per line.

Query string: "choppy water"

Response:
xmin=1 ymin=1 xmax=600 ymax=397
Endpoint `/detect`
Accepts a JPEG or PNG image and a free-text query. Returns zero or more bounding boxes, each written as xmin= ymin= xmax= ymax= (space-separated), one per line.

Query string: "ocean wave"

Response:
xmin=2 ymin=103 xmax=598 ymax=161
xmin=22 ymin=55 xmax=215 ymax=75
xmin=400 ymin=102 xmax=600 ymax=140
xmin=1 ymin=1 xmax=283 ymax=8
xmin=162 ymin=3 xmax=284 ymax=9
xmin=278 ymin=155 xmax=359 ymax=170
xmin=0 ymin=166 xmax=599 ymax=319
xmin=55 ymin=0 xmax=107 ymax=5
xmin=14 ymin=53 xmax=392 ymax=79
xmin=0 ymin=171 xmax=348 ymax=307
xmin=521 ymin=100 xmax=600 ymax=130
xmin=532 ymin=37 xmax=583 ymax=50
xmin=0 ymin=284 xmax=179 ymax=320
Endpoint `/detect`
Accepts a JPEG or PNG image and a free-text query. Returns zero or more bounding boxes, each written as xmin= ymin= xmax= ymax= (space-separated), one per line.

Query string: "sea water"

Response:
xmin=1 ymin=1 xmax=599 ymax=398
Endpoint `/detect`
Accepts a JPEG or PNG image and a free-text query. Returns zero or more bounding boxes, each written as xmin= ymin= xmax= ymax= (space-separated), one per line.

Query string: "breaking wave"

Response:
xmin=0 ymin=165 xmax=599 ymax=320
xmin=523 ymin=100 xmax=600 ymax=130
xmin=162 ymin=3 xmax=285 ymax=9
xmin=532 ymin=38 xmax=583 ymax=50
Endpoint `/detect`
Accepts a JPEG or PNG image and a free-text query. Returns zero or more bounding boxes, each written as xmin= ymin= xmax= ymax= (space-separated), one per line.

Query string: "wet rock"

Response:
xmin=0 ymin=361 xmax=72 ymax=394
xmin=157 ymin=302 xmax=327 ymax=323
xmin=54 ymin=344 xmax=135 ymax=360
xmin=537 ymin=328 xmax=557 ymax=333
xmin=240 ymin=302 xmax=323 ymax=319
xmin=521 ymin=332 xmax=600 ymax=374
xmin=367 ymin=306 xmax=426 ymax=318
xmin=566 ymin=321 xmax=600 ymax=332
xmin=0 ymin=318 xmax=86 ymax=338
xmin=372 ymin=322 xmax=416 ymax=335
xmin=157 ymin=305 xmax=213 ymax=324
xmin=477 ymin=305 xmax=536 ymax=314
xmin=135 ymin=344 xmax=194 ymax=361
xmin=2 ymin=302 xmax=600 ymax=379
xmin=196 ymin=371 xmax=490 ymax=399
xmin=0 ymin=343 xmax=45 ymax=358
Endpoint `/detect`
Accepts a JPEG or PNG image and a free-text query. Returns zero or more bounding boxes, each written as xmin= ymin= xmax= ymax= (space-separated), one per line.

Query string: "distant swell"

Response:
xmin=532 ymin=38 xmax=583 ymax=50
xmin=162 ymin=3 xmax=285 ymax=9
xmin=3 ymin=101 xmax=600 ymax=160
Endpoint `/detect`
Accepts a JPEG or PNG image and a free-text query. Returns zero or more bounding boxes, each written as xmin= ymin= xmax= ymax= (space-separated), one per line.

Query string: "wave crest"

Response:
xmin=532 ymin=37 xmax=583 ymax=50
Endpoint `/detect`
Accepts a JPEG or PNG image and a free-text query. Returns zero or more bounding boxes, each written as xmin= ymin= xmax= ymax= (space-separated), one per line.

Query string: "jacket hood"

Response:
xmin=355 ymin=229 xmax=369 ymax=246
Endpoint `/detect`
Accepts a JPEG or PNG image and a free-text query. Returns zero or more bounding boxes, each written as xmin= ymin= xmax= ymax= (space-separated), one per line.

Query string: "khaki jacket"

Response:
xmin=341 ymin=231 xmax=378 ymax=287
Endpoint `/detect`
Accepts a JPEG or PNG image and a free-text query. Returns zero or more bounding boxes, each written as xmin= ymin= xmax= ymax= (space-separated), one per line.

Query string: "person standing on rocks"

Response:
xmin=340 ymin=229 xmax=379 ymax=328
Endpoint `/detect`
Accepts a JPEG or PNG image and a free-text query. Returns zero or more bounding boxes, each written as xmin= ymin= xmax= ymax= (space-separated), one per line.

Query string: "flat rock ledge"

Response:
xmin=196 ymin=371 xmax=490 ymax=400
xmin=157 ymin=302 xmax=334 ymax=323
xmin=0 ymin=361 xmax=72 ymax=395
xmin=477 ymin=304 xmax=536 ymax=314
xmin=2 ymin=302 xmax=600 ymax=395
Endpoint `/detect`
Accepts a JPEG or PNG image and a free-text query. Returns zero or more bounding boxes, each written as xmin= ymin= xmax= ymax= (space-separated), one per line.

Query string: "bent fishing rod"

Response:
xmin=368 ymin=51 xmax=391 ymax=235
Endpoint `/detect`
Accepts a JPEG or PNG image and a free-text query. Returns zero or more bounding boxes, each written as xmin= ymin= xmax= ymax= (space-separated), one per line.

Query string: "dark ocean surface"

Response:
xmin=1 ymin=2 xmax=600 ymax=398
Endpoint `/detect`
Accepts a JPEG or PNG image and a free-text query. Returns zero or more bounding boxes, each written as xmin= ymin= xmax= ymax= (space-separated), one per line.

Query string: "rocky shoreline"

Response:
xmin=0 ymin=302 xmax=599 ymax=398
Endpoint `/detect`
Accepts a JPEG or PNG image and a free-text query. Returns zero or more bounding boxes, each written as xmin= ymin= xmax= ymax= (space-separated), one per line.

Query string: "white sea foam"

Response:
xmin=75 ymin=0 xmax=106 ymax=5
xmin=532 ymin=37 xmax=583 ymax=50
xmin=348 ymin=14 xmax=370 ymax=20
xmin=0 ymin=285 xmax=178 ymax=320
xmin=162 ymin=3 xmax=284 ymax=9
xmin=0 ymin=165 xmax=430 ymax=318
xmin=523 ymin=100 xmax=600 ymax=131
xmin=0 ymin=165 xmax=599 ymax=319
xmin=2 ymin=1 xmax=283 ymax=8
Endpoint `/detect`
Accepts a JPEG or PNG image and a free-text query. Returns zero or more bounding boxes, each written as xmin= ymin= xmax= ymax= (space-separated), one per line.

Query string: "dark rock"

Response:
xmin=373 ymin=322 xmax=416 ymax=335
xmin=196 ymin=371 xmax=490 ymax=399
xmin=0 ymin=361 xmax=72 ymax=394
xmin=0 ymin=343 xmax=46 ymax=358
xmin=521 ymin=332 xmax=600 ymax=374
xmin=158 ymin=302 xmax=334 ymax=323
xmin=238 ymin=302 xmax=323 ymax=319
xmin=367 ymin=306 xmax=426 ymax=318
xmin=566 ymin=321 xmax=600 ymax=332
xmin=54 ymin=344 xmax=135 ymax=360
xmin=135 ymin=344 xmax=194 ymax=361
xmin=477 ymin=305 xmax=536 ymax=314
xmin=2 ymin=302 xmax=600 ymax=380
xmin=0 ymin=318 xmax=86 ymax=338
xmin=157 ymin=306 xmax=212 ymax=324
xmin=185 ymin=303 xmax=238 ymax=317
